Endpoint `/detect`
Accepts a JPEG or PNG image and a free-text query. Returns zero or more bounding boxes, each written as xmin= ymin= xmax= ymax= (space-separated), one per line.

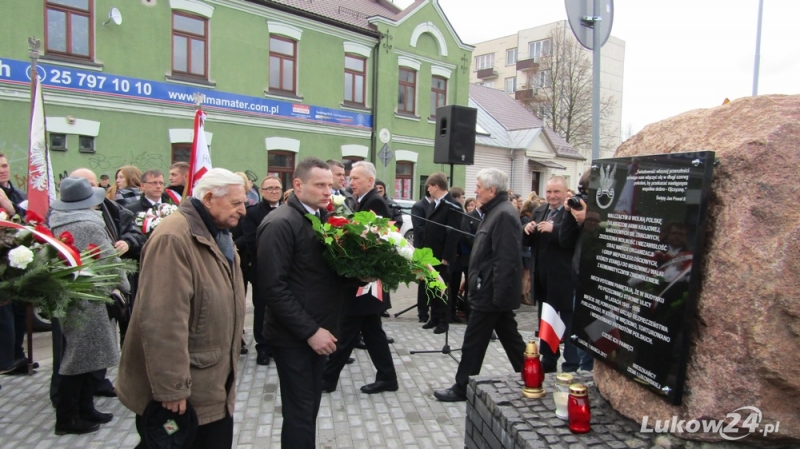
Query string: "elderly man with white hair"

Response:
xmin=116 ymin=168 xmax=247 ymax=448
xmin=434 ymin=168 xmax=527 ymax=402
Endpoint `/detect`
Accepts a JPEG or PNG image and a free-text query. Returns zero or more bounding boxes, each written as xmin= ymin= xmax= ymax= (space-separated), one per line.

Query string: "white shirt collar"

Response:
xmin=300 ymin=202 xmax=318 ymax=215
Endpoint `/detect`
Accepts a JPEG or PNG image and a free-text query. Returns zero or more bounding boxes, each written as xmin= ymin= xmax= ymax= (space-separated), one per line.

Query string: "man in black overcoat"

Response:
xmin=322 ymin=161 xmax=398 ymax=394
xmin=411 ymin=193 xmax=432 ymax=322
xmin=434 ymin=168 xmax=526 ymax=402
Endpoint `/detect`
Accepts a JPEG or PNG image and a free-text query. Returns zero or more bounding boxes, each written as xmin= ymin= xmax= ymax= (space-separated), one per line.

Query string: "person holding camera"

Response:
xmin=523 ymin=176 xmax=582 ymax=373
xmin=559 ymin=170 xmax=595 ymax=372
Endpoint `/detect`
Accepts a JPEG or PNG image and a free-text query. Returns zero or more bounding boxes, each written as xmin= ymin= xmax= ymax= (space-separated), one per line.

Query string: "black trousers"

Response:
xmin=323 ymin=314 xmax=396 ymax=385
xmin=135 ymin=412 xmax=233 ymax=449
xmin=12 ymin=302 xmax=27 ymax=360
xmin=0 ymin=302 xmax=16 ymax=371
xmin=416 ymin=281 xmax=430 ymax=321
xmin=251 ymin=278 xmax=270 ymax=356
xmin=453 ymin=309 xmax=526 ymax=394
xmin=272 ymin=345 xmax=326 ymax=449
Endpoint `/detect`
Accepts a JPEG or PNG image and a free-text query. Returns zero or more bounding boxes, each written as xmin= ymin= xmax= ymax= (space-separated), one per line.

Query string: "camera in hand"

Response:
xmin=567 ymin=194 xmax=587 ymax=211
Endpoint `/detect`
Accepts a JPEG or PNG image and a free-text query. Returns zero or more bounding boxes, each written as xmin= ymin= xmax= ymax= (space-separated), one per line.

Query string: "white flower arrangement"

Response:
xmin=8 ymin=245 xmax=34 ymax=269
xmin=135 ymin=203 xmax=179 ymax=234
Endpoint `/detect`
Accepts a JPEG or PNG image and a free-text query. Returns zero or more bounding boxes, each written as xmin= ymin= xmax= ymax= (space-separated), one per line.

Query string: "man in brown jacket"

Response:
xmin=116 ymin=168 xmax=247 ymax=449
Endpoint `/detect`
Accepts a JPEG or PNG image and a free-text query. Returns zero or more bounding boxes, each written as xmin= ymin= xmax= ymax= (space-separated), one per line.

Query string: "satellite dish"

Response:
xmin=104 ymin=7 xmax=123 ymax=26
xmin=565 ymin=0 xmax=613 ymax=50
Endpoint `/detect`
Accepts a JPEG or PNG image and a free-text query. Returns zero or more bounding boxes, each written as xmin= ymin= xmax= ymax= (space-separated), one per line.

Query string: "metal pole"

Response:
xmin=591 ymin=0 xmax=601 ymax=161
xmin=752 ymin=0 xmax=764 ymax=96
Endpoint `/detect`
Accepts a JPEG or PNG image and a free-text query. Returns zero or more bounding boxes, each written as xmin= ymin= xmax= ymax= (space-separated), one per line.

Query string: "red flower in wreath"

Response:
xmin=59 ymin=231 xmax=75 ymax=246
xmin=25 ymin=210 xmax=45 ymax=224
xmin=328 ymin=216 xmax=350 ymax=228
xmin=33 ymin=223 xmax=54 ymax=243
xmin=86 ymin=243 xmax=102 ymax=260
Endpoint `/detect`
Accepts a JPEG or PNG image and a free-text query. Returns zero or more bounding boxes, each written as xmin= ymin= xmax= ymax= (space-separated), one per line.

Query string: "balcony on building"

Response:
xmin=516 ymin=58 xmax=539 ymax=72
xmin=476 ymin=67 xmax=498 ymax=79
xmin=515 ymin=87 xmax=536 ymax=101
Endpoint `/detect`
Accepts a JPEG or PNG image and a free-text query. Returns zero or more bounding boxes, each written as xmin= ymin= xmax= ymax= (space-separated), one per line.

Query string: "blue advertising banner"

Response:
xmin=0 ymin=57 xmax=372 ymax=129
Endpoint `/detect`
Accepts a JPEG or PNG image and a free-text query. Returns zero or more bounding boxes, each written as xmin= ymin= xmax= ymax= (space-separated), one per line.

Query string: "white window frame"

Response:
xmin=506 ymin=48 xmax=517 ymax=66
xmin=474 ymin=53 xmax=494 ymax=71
xmin=504 ymin=77 xmax=516 ymax=94
xmin=528 ymin=39 xmax=552 ymax=62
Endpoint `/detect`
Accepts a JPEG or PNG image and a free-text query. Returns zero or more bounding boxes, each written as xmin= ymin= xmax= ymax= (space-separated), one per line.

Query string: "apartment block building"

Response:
xmin=469 ymin=20 xmax=625 ymax=160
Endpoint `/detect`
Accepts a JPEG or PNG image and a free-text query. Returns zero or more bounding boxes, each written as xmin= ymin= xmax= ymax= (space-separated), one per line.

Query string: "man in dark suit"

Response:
xmin=125 ymin=169 xmax=168 ymax=216
xmin=322 ymin=161 xmax=398 ymax=394
xmin=434 ymin=169 xmax=526 ymax=402
xmin=523 ymin=176 xmax=581 ymax=373
xmin=326 ymin=159 xmax=356 ymax=211
xmin=421 ymin=172 xmax=462 ymax=334
xmin=411 ymin=193 xmax=432 ymax=322
xmin=257 ymin=158 xmax=355 ymax=449
xmin=240 ymin=175 xmax=283 ymax=366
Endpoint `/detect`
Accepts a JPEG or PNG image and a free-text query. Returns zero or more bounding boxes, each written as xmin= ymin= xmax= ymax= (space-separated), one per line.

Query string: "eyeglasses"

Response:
xmin=261 ymin=187 xmax=281 ymax=192
xmin=143 ymin=181 xmax=165 ymax=186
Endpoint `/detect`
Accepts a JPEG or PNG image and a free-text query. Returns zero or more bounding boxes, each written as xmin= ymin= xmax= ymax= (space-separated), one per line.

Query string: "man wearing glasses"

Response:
xmin=126 ymin=169 xmax=168 ymax=216
xmin=240 ymin=176 xmax=283 ymax=365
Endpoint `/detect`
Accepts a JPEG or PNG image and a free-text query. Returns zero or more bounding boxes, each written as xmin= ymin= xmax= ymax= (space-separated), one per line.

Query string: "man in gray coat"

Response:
xmin=434 ymin=168 xmax=527 ymax=402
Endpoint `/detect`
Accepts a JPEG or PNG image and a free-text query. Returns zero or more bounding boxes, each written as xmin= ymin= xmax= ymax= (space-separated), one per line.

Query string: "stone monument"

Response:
xmin=595 ymin=94 xmax=800 ymax=444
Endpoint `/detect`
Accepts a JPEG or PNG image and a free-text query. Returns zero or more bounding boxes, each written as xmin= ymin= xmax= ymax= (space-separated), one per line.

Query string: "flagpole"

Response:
xmin=25 ymin=37 xmax=43 ymax=375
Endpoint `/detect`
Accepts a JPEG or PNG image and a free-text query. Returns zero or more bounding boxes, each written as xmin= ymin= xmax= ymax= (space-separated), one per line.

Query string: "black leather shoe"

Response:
xmin=3 ymin=359 xmax=35 ymax=375
xmin=256 ymin=352 xmax=271 ymax=366
xmin=422 ymin=321 xmax=437 ymax=330
xmin=381 ymin=311 xmax=390 ymax=318
xmin=360 ymin=380 xmax=398 ymax=394
xmin=94 ymin=388 xmax=117 ymax=398
xmin=386 ymin=337 xmax=395 ymax=344
xmin=55 ymin=418 xmax=100 ymax=435
xmin=433 ymin=324 xmax=448 ymax=335
xmin=418 ymin=316 xmax=429 ymax=323
xmin=322 ymin=380 xmax=337 ymax=393
xmin=354 ymin=337 xmax=367 ymax=350
xmin=81 ymin=410 xmax=113 ymax=424
xmin=346 ymin=357 xmax=355 ymax=365
xmin=434 ymin=388 xmax=466 ymax=402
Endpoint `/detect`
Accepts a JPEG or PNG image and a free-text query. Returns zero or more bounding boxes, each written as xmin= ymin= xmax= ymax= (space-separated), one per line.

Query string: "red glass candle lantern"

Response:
xmin=521 ymin=340 xmax=545 ymax=399
xmin=568 ymin=383 xmax=591 ymax=433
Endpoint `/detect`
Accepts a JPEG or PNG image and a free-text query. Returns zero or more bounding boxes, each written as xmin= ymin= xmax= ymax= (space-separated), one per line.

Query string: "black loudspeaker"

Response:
xmin=433 ymin=105 xmax=477 ymax=165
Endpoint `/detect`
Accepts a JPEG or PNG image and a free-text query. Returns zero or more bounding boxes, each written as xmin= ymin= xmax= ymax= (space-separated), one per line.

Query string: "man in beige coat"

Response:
xmin=116 ymin=168 xmax=247 ymax=448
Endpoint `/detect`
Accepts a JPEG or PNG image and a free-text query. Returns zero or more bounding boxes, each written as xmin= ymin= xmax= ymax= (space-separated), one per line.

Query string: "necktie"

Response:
xmin=314 ymin=210 xmax=321 ymax=220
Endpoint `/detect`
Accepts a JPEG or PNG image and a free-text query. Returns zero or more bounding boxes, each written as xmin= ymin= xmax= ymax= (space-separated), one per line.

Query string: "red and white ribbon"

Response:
xmin=165 ymin=189 xmax=182 ymax=204
xmin=141 ymin=215 xmax=156 ymax=234
xmin=0 ymin=220 xmax=81 ymax=267
xmin=357 ymin=280 xmax=384 ymax=302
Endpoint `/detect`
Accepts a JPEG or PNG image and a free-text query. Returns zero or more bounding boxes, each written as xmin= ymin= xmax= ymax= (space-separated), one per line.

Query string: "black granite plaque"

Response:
xmin=572 ymin=151 xmax=715 ymax=404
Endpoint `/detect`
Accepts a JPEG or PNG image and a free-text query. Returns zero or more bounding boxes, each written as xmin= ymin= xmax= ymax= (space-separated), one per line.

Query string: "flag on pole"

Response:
xmin=186 ymin=109 xmax=211 ymax=197
xmin=27 ymin=75 xmax=54 ymax=220
xmin=539 ymin=302 xmax=566 ymax=354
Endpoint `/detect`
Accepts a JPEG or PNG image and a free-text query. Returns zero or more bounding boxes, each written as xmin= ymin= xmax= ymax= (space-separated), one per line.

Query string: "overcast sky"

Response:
xmin=395 ymin=0 xmax=799 ymax=137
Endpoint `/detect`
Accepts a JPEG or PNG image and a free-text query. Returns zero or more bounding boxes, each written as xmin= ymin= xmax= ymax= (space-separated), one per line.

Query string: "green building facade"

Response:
xmin=0 ymin=0 xmax=472 ymax=199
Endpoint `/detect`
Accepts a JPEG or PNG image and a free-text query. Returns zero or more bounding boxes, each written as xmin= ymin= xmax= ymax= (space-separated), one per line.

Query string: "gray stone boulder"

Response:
xmin=594 ymin=94 xmax=800 ymax=445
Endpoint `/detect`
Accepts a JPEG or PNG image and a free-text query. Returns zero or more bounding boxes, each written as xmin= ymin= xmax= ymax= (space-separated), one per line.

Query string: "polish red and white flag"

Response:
xmin=186 ymin=109 xmax=211 ymax=197
xmin=539 ymin=302 xmax=566 ymax=353
xmin=26 ymin=75 xmax=55 ymax=219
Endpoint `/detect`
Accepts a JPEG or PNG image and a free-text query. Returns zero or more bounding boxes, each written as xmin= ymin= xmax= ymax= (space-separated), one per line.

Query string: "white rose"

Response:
xmin=8 ymin=246 xmax=35 ymax=270
xmin=332 ymin=195 xmax=345 ymax=206
xmin=398 ymin=245 xmax=415 ymax=261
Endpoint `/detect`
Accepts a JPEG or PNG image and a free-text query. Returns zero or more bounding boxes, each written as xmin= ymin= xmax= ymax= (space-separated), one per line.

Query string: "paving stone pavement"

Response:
xmin=0 ymin=285 xmax=548 ymax=448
